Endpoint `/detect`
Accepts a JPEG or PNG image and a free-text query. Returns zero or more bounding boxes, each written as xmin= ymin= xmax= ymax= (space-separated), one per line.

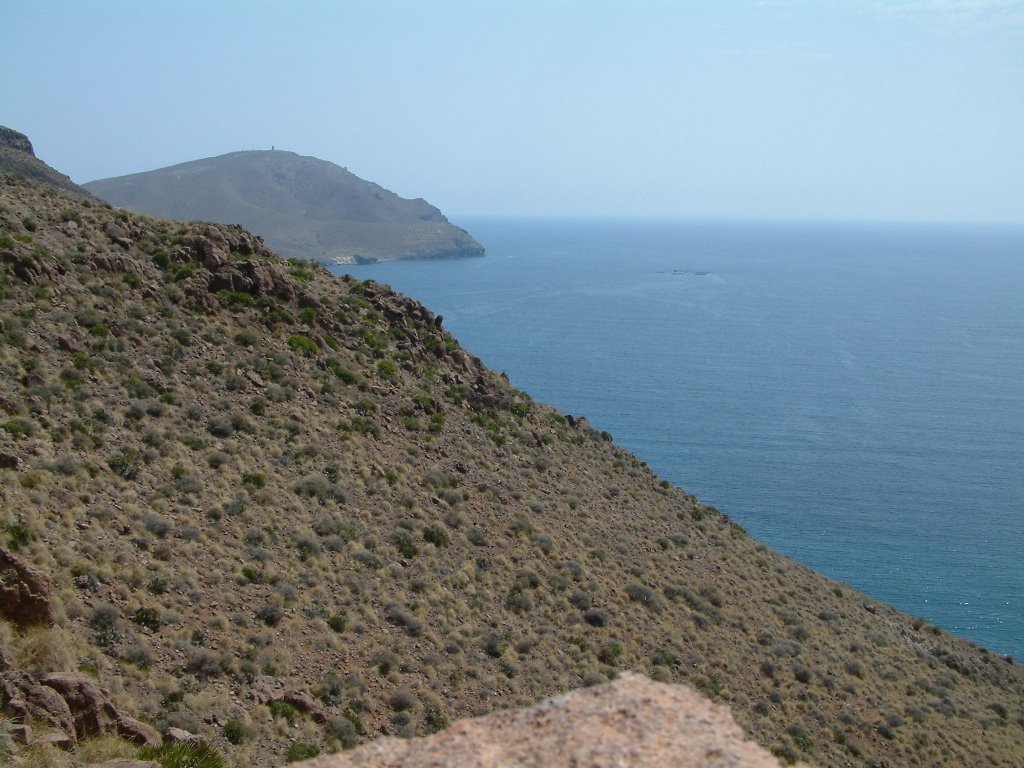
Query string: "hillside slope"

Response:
xmin=84 ymin=151 xmax=484 ymax=265
xmin=1 ymin=173 xmax=1022 ymax=768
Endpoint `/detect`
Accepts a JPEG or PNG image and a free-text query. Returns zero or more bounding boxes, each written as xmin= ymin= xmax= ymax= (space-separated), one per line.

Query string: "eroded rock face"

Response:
xmin=0 ymin=672 xmax=77 ymax=746
xmin=0 ymin=546 xmax=54 ymax=628
xmin=0 ymin=126 xmax=34 ymax=155
xmin=295 ymin=673 xmax=791 ymax=768
xmin=41 ymin=673 xmax=162 ymax=748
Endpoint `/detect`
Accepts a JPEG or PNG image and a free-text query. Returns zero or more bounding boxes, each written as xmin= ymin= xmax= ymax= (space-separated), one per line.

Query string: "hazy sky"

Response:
xmin=2 ymin=1 xmax=1023 ymax=223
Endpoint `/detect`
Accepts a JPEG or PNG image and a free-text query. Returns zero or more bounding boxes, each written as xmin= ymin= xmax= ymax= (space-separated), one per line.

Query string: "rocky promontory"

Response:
xmin=84 ymin=150 xmax=484 ymax=265
xmin=0 ymin=125 xmax=95 ymax=200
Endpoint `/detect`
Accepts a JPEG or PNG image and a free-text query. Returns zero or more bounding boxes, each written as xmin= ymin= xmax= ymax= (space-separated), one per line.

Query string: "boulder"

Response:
xmin=0 ymin=547 xmax=54 ymax=628
xmin=1 ymin=672 xmax=77 ymax=747
xmin=165 ymin=726 xmax=203 ymax=744
xmin=41 ymin=673 xmax=118 ymax=738
xmin=294 ymin=673 xmax=792 ymax=768
xmin=119 ymin=714 xmax=163 ymax=747
xmin=103 ymin=221 xmax=132 ymax=249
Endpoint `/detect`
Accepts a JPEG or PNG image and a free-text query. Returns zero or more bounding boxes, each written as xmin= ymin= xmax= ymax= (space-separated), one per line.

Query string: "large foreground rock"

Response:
xmin=296 ymin=673 xmax=791 ymax=768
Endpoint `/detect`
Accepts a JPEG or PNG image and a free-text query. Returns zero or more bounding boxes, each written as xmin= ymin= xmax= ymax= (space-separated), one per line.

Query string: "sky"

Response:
xmin=2 ymin=0 xmax=1023 ymax=223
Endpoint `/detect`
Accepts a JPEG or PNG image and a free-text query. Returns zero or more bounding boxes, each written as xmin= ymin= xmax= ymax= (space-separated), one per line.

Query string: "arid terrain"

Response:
xmin=1 ymin=130 xmax=1023 ymax=767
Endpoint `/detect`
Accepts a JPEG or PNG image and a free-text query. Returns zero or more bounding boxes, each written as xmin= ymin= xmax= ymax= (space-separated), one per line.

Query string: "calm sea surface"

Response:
xmin=336 ymin=218 xmax=1024 ymax=658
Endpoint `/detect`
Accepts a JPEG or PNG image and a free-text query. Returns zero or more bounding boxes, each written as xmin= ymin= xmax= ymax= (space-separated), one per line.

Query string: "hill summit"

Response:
xmin=84 ymin=150 xmax=484 ymax=264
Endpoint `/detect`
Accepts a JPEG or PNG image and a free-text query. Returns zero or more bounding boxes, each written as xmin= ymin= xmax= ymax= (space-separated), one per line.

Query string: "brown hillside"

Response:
xmin=0 ymin=172 xmax=1022 ymax=768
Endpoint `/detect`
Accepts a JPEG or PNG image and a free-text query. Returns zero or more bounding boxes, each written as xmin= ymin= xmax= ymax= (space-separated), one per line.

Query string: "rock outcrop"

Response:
xmin=297 ymin=673 xmax=791 ymax=768
xmin=0 ymin=546 xmax=54 ymax=628
xmin=41 ymin=673 xmax=162 ymax=747
xmin=0 ymin=124 xmax=94 ymax=199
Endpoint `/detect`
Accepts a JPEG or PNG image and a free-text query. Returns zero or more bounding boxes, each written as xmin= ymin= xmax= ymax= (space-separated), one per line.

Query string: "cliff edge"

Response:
xmin=0 ymin=125 xmax=94 ymax=200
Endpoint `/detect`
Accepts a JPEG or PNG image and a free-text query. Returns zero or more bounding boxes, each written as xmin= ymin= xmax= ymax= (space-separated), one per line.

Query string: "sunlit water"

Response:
xmin=336 ymin=218 xmax=1024 ymax=657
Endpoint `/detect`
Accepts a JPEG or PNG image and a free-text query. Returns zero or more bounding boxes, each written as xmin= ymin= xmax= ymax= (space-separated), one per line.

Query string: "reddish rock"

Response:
xmin=41 ymin=673 xmax=117 ymax=738
xmin=1 ymin=673 xmax=77 ymax=746
xmin=41 ymin=673 xmax=161 ymax=748
xmin=0 ymin=547 xmax=54 ymax=628
xmin=119 ymin=714 xmax=162 ymax=747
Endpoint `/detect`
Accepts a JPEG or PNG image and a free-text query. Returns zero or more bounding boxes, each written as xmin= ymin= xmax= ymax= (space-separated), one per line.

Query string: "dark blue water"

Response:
xmin=336 ymin=218 xmax=1024 ymax=658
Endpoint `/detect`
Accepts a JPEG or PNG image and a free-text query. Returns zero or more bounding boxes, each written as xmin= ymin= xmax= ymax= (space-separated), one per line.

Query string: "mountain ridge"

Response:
xmin=83 ymin=150 xmax=484 ymax=265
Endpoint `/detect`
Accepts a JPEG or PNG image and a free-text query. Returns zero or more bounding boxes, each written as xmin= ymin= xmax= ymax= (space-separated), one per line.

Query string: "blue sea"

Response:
xmin=336 ymin=218 xmax=1024 ymax=658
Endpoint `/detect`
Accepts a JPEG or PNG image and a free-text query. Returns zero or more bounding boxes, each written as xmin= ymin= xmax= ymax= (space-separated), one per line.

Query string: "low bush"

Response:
xmin=140 ymin=740 xmax=227 ymax=768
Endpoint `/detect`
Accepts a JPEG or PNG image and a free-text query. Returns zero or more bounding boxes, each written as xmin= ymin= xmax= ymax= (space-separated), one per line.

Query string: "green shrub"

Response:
xmin=132 ymin=607 xmax=162 ymax=630
xmin=377 ymin=359 xmax=397 ymax=379
xmin=222 ymin=718 xmax=245 ymax=745
xmin=394 ymin=532 xmax=419 ymax=559
xmin=109 ymin=447 xmax=144 ymax=479
xmin=389 ymin=689 xmax=417 ymax=712
xmin=4 ymin=521 xmax=33 ymax=550
xmin=625 ymin=583 xmax=663 ymax=612
xmin=286 ymin=743 xmax=319 ymax=762
xmin=326 ymin=715 xmax=359 ymax=747
xmin=326 ymin=358 xmax=357 ymax=383
xmin=423 ymin=524 xmax=449 ymax=547
xmin=90 ymin=603 xmax=121 ymax=647
xmin=219 ymin=290 xmax=254 ymax=307
xmin=140 ymin=740 xmax=227 ymax=768
xmin=269 ymin=700 xmax=298 ymax=724
xmin=242 ymin=472 xmax=266 ymax=489
xmin=423 ymin=705 xmax=449 ymax=733
xmin=256 ymin=604 xmax=284 ymax=627
xmin=597 ymin=641 xmax=623 ymax=665
xmin=288 ymin=334 xmax=318 ymax=356
xmin=3 ymin=417 xmax=38 ymax=438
